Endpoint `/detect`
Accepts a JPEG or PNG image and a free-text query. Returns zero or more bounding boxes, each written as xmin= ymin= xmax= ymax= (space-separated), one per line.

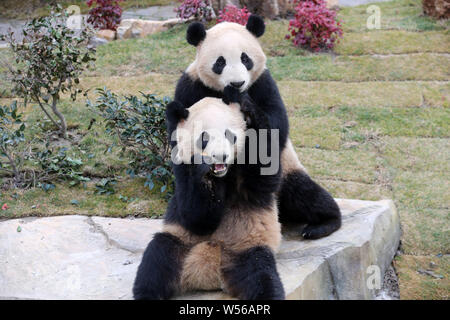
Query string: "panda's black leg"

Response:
xmin=133 ymin=232 xmax=187 ymax=300
xmin=278 ymin=170 xmax=341 ymax=240
xmin=221 ymin=246 xmax=285 ymax=300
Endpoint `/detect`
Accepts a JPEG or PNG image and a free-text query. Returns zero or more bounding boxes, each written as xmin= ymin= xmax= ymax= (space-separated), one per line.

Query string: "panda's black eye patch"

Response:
xmin=197 ymin=131 xmax=210 ymax=150
xmin=225 ymin=129 xmax=237 ymax=145
xmin=212 ymin=56 xmax=226 ymax=75
xmin=241 ymin=52 xmax=253 ymax=70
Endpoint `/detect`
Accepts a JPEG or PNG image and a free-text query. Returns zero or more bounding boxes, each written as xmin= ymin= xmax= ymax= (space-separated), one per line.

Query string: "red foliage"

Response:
xmin=86 ymin=0 xmax=124 ymax=31
xmin=217 ymin=5 xmax=251 ymax=25
xmin=174 ymin=0 xmax=213 ymax=21
xmin=286 ymin=0 xmax=343 ymax=52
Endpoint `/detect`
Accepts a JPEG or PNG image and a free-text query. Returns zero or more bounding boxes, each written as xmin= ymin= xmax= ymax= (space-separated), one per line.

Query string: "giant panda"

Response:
xmin=133 ymin=97 xmax=285 ymax=300
xmin=173 ymin=15 xmax=342 ymax=240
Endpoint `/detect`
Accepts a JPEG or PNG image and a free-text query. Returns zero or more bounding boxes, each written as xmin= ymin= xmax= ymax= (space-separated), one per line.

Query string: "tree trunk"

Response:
xmin=2 ymin=147 xmax=19 ymax=179
xmin=51 ymin=96 xmax=67 ymax=139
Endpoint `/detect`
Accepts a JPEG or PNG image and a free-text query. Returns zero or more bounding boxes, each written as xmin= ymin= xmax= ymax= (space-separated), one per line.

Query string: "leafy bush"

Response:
xmin=217 ymin=5 xmax=251 ymax=25
xmin=95 ymin=177 xmax=117 ymax=195
xmin=286 ymin=0 xmax=343 ymax=52
xmin=0 ymin=101 xmax=26 ymax=182
xmin=0 ymin=5 xmax=96 ymax=139
xmin=88 ymin=88 xmax=174 ymax=196
xmin=87 ymin=0 xmax=124 ymax=31
xmin=175 ymin=0 xmax=213 ymax=21
xmin=0 ymin=101 xmax=89 ymax=190
xmin=33 ymin=147 xmax=90 ymax=189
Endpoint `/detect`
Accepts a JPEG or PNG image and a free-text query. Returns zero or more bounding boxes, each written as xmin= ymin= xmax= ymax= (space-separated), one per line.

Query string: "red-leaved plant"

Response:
xmin=175 ymin=0 xmax=213 ymax=21
xmin=217 ymin=5 xmax=251 ymax=25
xmin=86 ymin=0 xmax=124 ymax=31
xmin=286 ymin=0 xmax=343 ymax=52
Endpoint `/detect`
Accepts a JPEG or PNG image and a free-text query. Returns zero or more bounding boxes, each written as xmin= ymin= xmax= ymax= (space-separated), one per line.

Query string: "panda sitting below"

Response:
xmin=173 ymin=15 xmax=342 ymax=240
xmin=133 ymin=97 xmax=285 ymax=300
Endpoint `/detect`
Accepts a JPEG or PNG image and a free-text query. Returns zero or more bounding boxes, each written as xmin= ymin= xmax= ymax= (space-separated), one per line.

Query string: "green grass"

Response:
xmin=335 ymin=31 xmax=450 ymax=55
xmin=338 ymin=0 xmax=450 ymax=32
xmin=280 ymin=81 xmax=449 ymax=108
xmin=0 ymin=178 xmax=167 ymax=219
xmin=269 ymin=53 xmax=449 ymax=81
xmin=93 ymin=25 xmax=193 ymax=76
xmin=0 ymin=0 xmax=449 ymax=299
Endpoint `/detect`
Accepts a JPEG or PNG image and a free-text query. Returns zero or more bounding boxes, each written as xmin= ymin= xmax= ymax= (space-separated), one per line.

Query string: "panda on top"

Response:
xmin=134 ymin=97 xmax=285 ymax=300
xmin=176 ymin=16 xmax=341 ymax=240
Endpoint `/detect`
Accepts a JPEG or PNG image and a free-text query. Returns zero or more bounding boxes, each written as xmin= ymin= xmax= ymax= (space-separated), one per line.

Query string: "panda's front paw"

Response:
xmin=240 ymin=94 xmax=257 ymax=127
xmin=191 ymin=155 xmax=212 ymax=180
xmin=223 ymin=85 xmax=242 ymax=105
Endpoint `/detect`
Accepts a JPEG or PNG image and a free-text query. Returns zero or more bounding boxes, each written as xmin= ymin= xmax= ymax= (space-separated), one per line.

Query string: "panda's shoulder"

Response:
xmin=251 ymin=69 xmax=276 ymax=88
xmin=248 ymin=69 xmax=281 ymax=99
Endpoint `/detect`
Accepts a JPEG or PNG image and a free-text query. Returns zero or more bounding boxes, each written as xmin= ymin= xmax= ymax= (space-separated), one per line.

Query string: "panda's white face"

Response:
xmin=175 ymin=98 xmax=246 ymax=177
xmin=187 ymin=22 xmax=266 ymax=93
xmin=194 ymin=127 xmax=238 ymax=177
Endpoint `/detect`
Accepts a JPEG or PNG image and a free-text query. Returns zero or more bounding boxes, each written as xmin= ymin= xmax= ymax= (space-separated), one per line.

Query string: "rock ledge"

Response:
xmin=0 ymin=199 xmax=400 ymax=300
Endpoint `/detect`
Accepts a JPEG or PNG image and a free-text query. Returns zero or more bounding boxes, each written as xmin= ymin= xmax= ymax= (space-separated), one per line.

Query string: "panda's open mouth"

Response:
xmin=211 ymin=163 xmax=228 ymax=177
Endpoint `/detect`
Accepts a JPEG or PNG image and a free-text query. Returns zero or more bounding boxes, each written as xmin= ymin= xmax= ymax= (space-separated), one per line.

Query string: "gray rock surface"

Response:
xmin=0 ymin=199 xmax=400 ymax=300
xmin=121 ymin=5 xmax=177 ymax=21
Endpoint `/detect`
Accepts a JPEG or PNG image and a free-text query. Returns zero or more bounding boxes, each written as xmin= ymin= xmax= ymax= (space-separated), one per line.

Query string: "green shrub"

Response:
xmin=33 ymin=147 xmax=90 ymax=189
xmin=0 ymin=4 xmax=95 ymax=138
xmin=0 ymin=101 xmax=26 ymax=183
xmin=0 ymin=101 xmax=91 ymax=190
xmin=88 ymin=88 xmax=174 ymax=197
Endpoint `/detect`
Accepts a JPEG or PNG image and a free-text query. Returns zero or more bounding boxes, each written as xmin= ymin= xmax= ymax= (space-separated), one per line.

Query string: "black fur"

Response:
xmin=222 ymin=246 xmax=285 ymax=300
xmin=197 ymin=131 xmax=210 ymax=150
xmin=222 ymin=85 xmax=242 ymax=105
xmin=133 ymin=232 xmax=187 ymax=300
xmin=174 ymin=73 xmax=222 ymax=116
xmin=165 ymin=100 xmax=189 ymax=148
xmin=278 ymin=171 xmax=341 ymax=239
xmin=212 ymin=56 xmax=226 ymax=75
xmin=241 ymin=52 xmax=254 ymax=70
xmin=166 ymin=161 xmax=227 ymax=236
xmin=186 ymin=22 xmax=206 ymax=46
xmin=225 ymin=129 xmax=237 ymax=144
xmin=246 ymin=14 xmax=265 ymax=38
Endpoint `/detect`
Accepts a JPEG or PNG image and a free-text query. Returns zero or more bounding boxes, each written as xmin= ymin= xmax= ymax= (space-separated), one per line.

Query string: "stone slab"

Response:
xmin=0 ymin=199 xmax=400 ymax=300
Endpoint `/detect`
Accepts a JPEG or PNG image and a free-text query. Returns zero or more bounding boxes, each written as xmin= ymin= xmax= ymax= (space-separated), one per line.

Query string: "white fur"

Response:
xmin=175 ymin=97 xmax=246 ymax=165
xmin=186 ymin=22 xmax=267 ymax=92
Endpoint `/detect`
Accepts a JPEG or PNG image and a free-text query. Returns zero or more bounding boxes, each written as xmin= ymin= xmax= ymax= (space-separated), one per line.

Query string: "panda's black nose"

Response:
xmin=230 ymin=81 xmax=245 ymax=88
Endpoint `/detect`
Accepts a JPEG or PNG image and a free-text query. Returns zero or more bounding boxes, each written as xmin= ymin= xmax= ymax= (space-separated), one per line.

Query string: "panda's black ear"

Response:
xmin=186 ymin=22 xmax=206 ymax=46
xmin=246 ymin=14 xmax=265 ymax=38
xmin=166 ymin=101 xmax=189 ymax=124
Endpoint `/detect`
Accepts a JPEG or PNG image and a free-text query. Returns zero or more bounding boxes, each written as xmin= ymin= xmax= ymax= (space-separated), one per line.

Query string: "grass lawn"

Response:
xmin=0 ymin=0 xmax=449 ymax=299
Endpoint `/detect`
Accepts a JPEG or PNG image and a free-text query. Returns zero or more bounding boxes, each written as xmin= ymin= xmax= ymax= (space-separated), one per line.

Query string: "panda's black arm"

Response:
xmin=222 ymin=73 xmax=286 ymax=198
xmin=170 ymin=162 xmax=226 ymax=236
xmin=246 ymin=70 xmax=289 ymax=149
xmin=174 ymin=73 xmax=222 ymax=110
